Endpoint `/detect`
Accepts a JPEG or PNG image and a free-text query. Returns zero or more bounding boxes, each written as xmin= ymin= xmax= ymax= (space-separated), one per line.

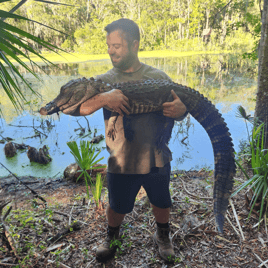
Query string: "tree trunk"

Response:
xmin=206 ymin=9 xmax=209 ymax=29
xmin=256 ymin=0 xmax=268 ymax=149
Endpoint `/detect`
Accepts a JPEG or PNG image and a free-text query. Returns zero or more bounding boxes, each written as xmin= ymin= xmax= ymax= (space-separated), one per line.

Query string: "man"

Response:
xmin=73 ymin=18 xmax=187 ymax=263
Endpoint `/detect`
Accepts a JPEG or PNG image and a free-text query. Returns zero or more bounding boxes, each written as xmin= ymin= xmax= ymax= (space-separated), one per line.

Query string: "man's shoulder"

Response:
xmin=141 ymin=63 xmax=171 ymax=81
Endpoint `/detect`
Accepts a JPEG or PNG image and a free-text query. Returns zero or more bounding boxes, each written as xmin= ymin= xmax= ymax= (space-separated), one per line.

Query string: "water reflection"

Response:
xmin=0 ymin=54 xmax=257 ymax=177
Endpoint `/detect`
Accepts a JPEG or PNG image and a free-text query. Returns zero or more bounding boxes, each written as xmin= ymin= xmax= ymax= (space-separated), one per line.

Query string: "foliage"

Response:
xmin=236 ymin=138 xmax=252 ymax=169
xmin=233 ymin=106 xmax=268 ymax=225
xmin=242 ymin=8 xmax=262 ymax=60
xmin=66 ymin=140 xmax=105 ymax=200
xmin=1 ymin=205 xmax=55 ymax=267
xmin=1 ymin=0 xmax=260 ymax=56
xmin=0 ymin=0 xmax=67 ymax=115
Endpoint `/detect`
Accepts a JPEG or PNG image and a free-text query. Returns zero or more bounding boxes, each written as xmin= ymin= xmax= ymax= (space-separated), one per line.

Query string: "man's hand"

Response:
xmin=104 ymin=89 xmax=131 ymax=116
xmin=162 ymin=90 xmax=187 ymax=118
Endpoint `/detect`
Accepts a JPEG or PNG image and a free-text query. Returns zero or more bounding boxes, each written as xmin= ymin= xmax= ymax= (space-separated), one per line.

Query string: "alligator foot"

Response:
xmin=107 ymin=114 xmax=119 ymax=140
xmin=107 ymin=128 xmax=117 ymax=141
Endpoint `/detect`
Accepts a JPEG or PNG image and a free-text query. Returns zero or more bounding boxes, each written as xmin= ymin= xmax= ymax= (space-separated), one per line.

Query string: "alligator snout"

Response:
xmin=39 ymin=107 xmax=48 ymax=115
xmin=39 ymin=102 xmax=60 ymax=115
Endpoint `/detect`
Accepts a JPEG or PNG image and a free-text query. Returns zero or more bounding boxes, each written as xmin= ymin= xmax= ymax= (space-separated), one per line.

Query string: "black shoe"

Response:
xmin=96 ymin=227 xmax=120 ymax=262
xmin=153 ymin=226 xmax=175 ymax=263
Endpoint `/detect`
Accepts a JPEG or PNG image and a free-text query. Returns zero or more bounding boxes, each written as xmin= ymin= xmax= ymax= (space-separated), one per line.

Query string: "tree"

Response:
xmin=0 ymin=0 xmax=70 ymax=114
xmin=255 ymin=0 xmax=268 ymax=149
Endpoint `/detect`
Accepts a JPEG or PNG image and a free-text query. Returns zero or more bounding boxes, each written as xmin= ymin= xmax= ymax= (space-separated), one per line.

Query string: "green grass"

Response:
xmin=12 ymin=49 xmax=232 ymax=65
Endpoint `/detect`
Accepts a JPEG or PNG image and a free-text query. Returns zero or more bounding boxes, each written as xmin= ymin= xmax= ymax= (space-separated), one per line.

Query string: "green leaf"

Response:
xmin=248 ymin=180 xmax=264 ymax=220
xmin=0 ymin=0 xmax=10 ymax=3
xmin=92 ymin=173 xmax=103 ymax=206
xmin=34 ymin=0 xmax=75 ymax=7
xmin=235 ymin=105 xmax=253 ymax=122
xmin=25 ymin=216 xmax=33 ymax=223
xmin=231 ymin=170 xmax=259 ymax=198
xmin=259 ymin=182 xmax=267 ymax=223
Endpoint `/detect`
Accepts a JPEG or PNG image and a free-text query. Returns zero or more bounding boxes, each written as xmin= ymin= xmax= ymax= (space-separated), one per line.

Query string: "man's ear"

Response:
xmin=132 ymin=40 xmax=139 ymax=52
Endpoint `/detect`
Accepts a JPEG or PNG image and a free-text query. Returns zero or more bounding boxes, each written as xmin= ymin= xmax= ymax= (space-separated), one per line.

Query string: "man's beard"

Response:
xmin=111 ymin=52 xmax=135 ymax=71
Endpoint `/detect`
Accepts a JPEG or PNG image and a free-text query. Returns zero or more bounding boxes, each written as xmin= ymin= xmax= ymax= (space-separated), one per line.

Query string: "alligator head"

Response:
xmin=39 ymin=77 xmax=109 ymax=115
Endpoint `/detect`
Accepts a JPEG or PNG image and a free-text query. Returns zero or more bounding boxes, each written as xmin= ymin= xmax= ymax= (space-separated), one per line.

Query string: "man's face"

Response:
xmin=106 ymin=30 xmax=135 ymax=71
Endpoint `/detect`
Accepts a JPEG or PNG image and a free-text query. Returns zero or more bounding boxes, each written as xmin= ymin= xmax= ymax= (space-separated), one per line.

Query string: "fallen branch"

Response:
xmin=47 ymin=259 xmax=71 ymax=268
xmin=0 ymin=202 xmax=19 ymax=259
xmin=230 ymin=199 xmax=245 ymax=241
xmin=3 ymin=206 xmax=12 ymax=221
xmin=8 ymin=124 xmax=48 ymax=137
xmin=0 ymin=162 xmax=47 ymax=206
xmin=83 ymin=116 xmax=90 ymax=132
xmin=255 ymin=253 xmax=268 ymax=268
xmin=264 ymin=203 xmax=268 ymax=237
xmin=140 ymin=226 xmax=152 ymax=235
xmin=69 ymin=202 xmax=75 ymax=226
xmin=48 ymin=222 xmax=81 ymax=244
xmin=2 ymin=221 xmax=19 ymax=257
xmin=46 ymin=242 xmax=66 ymax=253
xmin=85 ymin=258 xmax=95 ymax=268
xmin=226 ymin=214 xmax=240 ymax=237
xmin=258 ymin=258 xmax=268 ymax=268
xmin=253 ymin=219 xmax=264 ymax=228
xmin=0 ymin=200 xmax=11 ymax=215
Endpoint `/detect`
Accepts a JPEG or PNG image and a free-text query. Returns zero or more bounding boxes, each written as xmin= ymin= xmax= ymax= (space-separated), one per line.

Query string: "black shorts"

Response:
xmin=107 ymin=162 xmax=172 ymax=214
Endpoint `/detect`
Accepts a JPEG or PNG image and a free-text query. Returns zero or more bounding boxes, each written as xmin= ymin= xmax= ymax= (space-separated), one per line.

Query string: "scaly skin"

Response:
xmin=40 ymin=77 xmax=236 ymax=233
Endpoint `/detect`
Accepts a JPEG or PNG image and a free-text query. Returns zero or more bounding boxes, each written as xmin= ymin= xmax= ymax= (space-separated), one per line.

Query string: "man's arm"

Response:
xmin=70 ymin=89 xmax=131 ymax=116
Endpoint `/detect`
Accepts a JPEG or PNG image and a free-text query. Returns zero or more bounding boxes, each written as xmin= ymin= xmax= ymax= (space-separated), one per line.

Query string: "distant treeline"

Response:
xmin=2 ymin=0 xmax=260 ymax=54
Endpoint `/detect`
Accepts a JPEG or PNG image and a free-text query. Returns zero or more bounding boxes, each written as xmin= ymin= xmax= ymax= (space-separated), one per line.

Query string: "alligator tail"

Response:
xmin=177 ymin=87 xmax=236 ymax=233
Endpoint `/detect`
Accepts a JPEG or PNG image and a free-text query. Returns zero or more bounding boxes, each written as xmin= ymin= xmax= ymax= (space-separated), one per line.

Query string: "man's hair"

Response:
xmin=105 ymin=18 xmax=140 ymax=46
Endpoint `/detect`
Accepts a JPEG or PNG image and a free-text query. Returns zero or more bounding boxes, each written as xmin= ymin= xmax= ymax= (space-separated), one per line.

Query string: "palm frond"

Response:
xmin=0 ymin=0 xmax=12 ymax=4
xmin=34 ymin=0 xmax=75 ymax=7
xmin=2 ymin=0 xmax=27 ymax=18
xmin=235 ymin=105 xmax=253 ymax=122
xmin=0 ymin=2 xmax=72 ymax=116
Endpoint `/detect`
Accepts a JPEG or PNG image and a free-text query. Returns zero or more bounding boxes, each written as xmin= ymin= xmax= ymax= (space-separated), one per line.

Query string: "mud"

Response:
xmin=0 ymin=175 xmax=76 ymax=200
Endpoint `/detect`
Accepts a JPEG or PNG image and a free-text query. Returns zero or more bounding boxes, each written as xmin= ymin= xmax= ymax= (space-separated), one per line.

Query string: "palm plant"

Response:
xmin=233 ymin=105 xmax=268 ymax=225
xmin=0 ymin=0 xmax=71 ymax=114
xmin=235 ymin=105 xmax=254 ymax=142
xmin=67 ymin=140 xmax=105 ymax=200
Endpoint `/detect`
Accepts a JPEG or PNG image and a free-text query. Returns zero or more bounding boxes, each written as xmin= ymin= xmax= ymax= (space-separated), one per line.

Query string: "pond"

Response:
xmin=0 ymin=53 xmax=257 ymax=178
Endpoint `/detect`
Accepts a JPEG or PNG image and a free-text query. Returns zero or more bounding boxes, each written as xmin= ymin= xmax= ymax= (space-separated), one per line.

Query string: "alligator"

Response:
xmin=40 ymin=77 xmax=236 ymax=233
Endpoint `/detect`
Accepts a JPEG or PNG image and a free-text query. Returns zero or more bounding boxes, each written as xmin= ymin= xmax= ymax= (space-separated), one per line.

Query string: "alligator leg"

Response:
xmin=107 ymin=112 xmax=119 ymax=140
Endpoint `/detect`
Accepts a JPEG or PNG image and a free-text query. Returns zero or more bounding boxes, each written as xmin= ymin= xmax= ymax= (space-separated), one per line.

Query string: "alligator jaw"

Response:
xmin=39 ymin=101 xmax=60 ymax=115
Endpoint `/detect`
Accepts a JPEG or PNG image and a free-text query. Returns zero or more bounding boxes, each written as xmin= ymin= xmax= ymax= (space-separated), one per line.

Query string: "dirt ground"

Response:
xmin=0 ymin=169 xmax=268 ymax=268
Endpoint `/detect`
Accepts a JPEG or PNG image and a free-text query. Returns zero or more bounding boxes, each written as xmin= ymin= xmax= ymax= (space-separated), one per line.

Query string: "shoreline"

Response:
xmin=9 ymin=49 xmax=233 ymax=66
